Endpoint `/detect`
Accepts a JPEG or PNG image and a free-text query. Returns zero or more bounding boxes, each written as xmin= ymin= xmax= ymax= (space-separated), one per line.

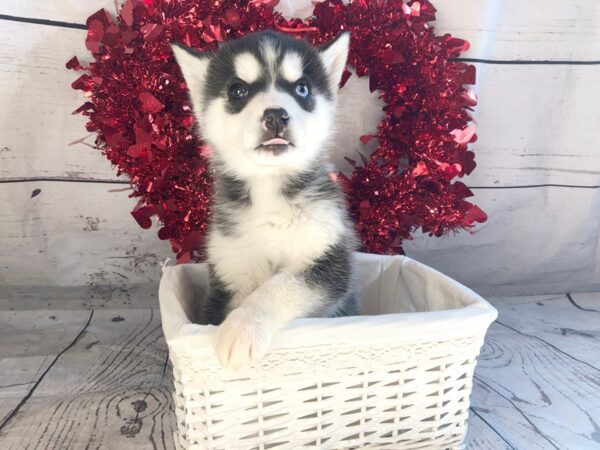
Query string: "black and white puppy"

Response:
xmin=172 ymin=30 xmax=358 ymax=369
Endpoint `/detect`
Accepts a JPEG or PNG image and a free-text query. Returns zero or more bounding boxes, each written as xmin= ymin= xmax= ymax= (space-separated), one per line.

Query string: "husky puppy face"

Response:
xmin=172 ymin=31 xmax=350 ymax=178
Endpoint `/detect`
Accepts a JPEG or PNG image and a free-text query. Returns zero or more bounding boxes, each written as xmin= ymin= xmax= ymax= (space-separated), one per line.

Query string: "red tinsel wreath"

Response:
xmin=68 ymin=0 xmax=487 ymax=263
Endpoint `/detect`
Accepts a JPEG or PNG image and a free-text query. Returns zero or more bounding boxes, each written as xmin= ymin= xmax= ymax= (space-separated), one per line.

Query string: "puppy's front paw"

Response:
xmin=215 ymin=307 xmax=274 ymax=370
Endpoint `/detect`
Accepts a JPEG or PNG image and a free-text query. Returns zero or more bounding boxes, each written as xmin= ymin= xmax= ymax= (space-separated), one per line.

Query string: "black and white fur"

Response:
xmin=172 ymin=30 xmax=358 ymax=369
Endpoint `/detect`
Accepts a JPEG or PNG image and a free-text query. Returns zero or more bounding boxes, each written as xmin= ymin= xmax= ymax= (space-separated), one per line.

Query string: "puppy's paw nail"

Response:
xmin=215 ymin=308 xmax=273 ymax=369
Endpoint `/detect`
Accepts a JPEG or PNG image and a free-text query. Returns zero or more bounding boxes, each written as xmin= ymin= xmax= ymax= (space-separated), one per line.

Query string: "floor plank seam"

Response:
xmin=469 ymin=406 xmax=517 ymax=449
xmin=0 ymin=310 xmax=95 ymax=432
xmin=0 ymin=382 xmax=33 ymax=390
xmin=566 ymin=293 xmax=600 ymax=313
xmin=86 ymin=310 xmax=155 ymax=390
xmin=473 ymin=376 xmax=561 ymax=450
xmin=1 ymin=294 xmax=598 ymax=449
xmin=0 ymin=13 xmax=87 ymax=30
xmin=493 ymin=321 xmax=600 ymax=371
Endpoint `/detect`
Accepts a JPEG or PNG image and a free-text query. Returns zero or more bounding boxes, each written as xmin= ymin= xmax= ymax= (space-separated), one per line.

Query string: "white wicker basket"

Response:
xmin=159 ymin=253 xmax=497 ymax=450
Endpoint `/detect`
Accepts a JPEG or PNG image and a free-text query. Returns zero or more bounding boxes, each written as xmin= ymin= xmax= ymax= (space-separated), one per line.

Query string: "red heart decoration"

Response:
xmin=69 ymin=0 xmax=485 ymax=262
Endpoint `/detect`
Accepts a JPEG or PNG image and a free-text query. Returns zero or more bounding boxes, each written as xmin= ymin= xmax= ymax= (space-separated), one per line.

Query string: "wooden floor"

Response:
xmin=0 ymin=293 xmax=598 ymax=450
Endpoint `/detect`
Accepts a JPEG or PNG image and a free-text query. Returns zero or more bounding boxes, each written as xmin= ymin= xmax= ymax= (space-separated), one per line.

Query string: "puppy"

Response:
xmin=172 ymin=30 xmax=358 ymax=369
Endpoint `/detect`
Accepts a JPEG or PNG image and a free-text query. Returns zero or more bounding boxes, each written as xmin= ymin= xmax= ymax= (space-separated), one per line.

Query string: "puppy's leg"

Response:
xmin=215 ymin=272 xmax=324 ymax=369
xmin=215 ymin=243 xmax=354 ymax=369
xmin=199 ymin=265 xmax=233 ymax=325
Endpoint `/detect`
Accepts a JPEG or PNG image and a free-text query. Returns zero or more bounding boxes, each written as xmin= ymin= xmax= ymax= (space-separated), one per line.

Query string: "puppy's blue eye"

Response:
xmin=295 ymin=82 xmax=310 ymax=98
xmin=229 ymin=82 xmax=249 ymax=99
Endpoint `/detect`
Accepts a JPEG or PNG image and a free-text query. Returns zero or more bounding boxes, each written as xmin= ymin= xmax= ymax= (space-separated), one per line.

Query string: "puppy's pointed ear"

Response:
xmin=318 ymin=32 xmax=350 ymax=91
xmin=171 ymin=43 xmax=212 ymax=112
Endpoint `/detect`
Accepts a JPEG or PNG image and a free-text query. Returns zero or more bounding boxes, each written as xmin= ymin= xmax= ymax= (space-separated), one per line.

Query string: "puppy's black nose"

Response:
xmin=262 ymin=108 xmax=289 ymax=135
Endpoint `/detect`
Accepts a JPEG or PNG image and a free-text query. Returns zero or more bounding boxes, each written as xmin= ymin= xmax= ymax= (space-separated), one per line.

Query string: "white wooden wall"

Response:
xmin=1 ymin=0 xmax=599 ymax=302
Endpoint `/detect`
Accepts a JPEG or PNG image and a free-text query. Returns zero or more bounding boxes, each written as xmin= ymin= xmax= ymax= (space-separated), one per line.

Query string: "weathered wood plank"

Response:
xmin=0 ymin=284 xmax=159 ymax=311
xmin=0 ymin=21 xmax=121 ymax=181
xmin=435 ymin=0 xmax=600 ymax=61
xmin=2 ymin=21 xmax=600 ymax=185
xmin=466 ymin=64 xmax=600 ymax=186
xmin=404 ymin=186 xmax=600 ymax=296
xmin=465 ymin=409 xmax=514 ymax=450
xmin=0 ymin=309 xmax=176 ymax=450
xmin=463 ymin=63 xmax=600 ymax=187
xmin=490 ymin=294 xmax=600 ymax=368
xmin=0 ymin=310 xmax=92 ymax=422
xmin=1 ymin=295 xmax=599 ymax=448
xmin=469 ymin=377 xmax=551 ymax=450
xmin=0 ymin=0 xmax=114 ymax=23
xmin=2 ymin=0 xmax=599 ymax=60
xmin=283 ymin=0 xmax=600 ymax=61
xmin=0 ymin=181 xmax=171 ymax=289
xmin=2 ymin=180 xmax=600 ymax=296
xmin=470 ymin=322 xmax=600 ymax=450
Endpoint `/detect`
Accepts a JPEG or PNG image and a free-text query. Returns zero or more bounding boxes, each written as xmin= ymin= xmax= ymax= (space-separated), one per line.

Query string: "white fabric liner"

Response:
xmin=159 ymin=253 xmax=498 ymax=358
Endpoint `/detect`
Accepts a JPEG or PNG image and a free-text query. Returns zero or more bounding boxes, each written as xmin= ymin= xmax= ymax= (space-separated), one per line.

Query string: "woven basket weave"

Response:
xmin=159 ymin=253 xmax=497 ymax=450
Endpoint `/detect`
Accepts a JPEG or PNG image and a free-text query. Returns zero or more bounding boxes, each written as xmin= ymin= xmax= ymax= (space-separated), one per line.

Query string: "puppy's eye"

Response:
xmin=295 ymin=81 xmax=311 ymax=98
xmin=229 ymin=82 xmax=249 ymax=99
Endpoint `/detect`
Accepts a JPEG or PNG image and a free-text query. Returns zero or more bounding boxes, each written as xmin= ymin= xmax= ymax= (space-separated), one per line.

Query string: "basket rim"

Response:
xmin=159 ymin=253 xmax=498 ymax=358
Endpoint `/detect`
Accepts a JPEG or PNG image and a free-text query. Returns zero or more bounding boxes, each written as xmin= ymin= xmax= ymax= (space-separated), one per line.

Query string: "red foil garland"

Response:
xmin=68 ymin=0 xmax=487 ymax=262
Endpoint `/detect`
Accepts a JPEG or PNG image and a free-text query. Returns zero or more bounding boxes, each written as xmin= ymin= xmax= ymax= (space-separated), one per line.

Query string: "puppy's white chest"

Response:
xmin=241 ymin=196 xmax=334 ymax=265
xmin=208 ymin=191 xmax=343 ymax=297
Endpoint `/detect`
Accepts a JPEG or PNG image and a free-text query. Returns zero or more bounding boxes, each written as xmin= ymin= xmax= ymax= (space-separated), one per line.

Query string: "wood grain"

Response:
xmin=465 ymin=409 xmax=515 ymax=450
xmin=0 ymin=310 xmax=92 ymax=421
xmin=0 ymin=284 xmax=159 ymax=311
xmin=470 ymin=322 xmax=600 ymax=450
xmin=0 ymin=0 xmax=115 ymax=24
xmin=1 ymin=295 xmax=599 ymax=449
xmin=464 ymin=64 xmax=600 ymax=186
xmin=435 ymin=0 xmax=600 ymax=61
xmin=0 ymin=181 xmax=171 ymax=290
xmin=0 ymin=21 xmax=120 ymax=182
xmin=491 ymin=294 xmax=600 ymax=368
xmin=0 ymin=309 xmax=176 ymax=450
xmin=2 ymin=0 xmax=599 ymax=61
xmin=469 ymin=377 xmax=553 ymax=450
xmin=0 ymin=180 xmax=598 ymax=296
xmin=404 ymin=186 xmax=600 ymax=296
xmin=337 ymin=63 xmax=600 ymax=187
xmin=1 ymin=20 xmax=600 ymax=185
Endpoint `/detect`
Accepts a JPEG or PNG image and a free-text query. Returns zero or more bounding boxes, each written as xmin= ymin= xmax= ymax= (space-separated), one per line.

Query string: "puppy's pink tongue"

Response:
xmin=262 ymin=138 xmax=288 ymax=146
